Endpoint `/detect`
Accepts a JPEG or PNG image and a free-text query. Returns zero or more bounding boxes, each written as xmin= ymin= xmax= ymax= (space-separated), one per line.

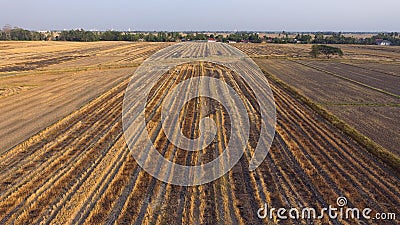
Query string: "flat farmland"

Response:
xmin=0 ymin=41 xmax=169 ymax=72
xmin=299 ymin=60 xmax=400 ymax=96
xmin=244 ymin=43 xmax=400 ymax=156
xmin=234 ymin=43 xmax=400 ymax=61
xmin=341 ymin=60 xmax=400 ymax=77
xmin=232 ymin=43 xmax=311 ymax=58
xmin=338 ymin=45 xmax=400 ymax=61
xmin=254 ymin=59 xmax=400 ymax=104
xmin=0 ymin=41 xmax=171 ymax=152
xmin=325 ymin=105 xmax=400 ymax=155
xmin=0 ymin=42 xmax=399 ymax=224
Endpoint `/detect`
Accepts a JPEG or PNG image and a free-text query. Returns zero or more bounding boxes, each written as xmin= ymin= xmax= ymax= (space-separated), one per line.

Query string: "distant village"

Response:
xmin=1 ymin=25 xmax=398 ymax=46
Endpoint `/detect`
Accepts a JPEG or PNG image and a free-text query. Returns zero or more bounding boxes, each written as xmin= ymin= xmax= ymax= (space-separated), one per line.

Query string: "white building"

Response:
xmin=377 ymin=40 xmax=392 ymax=46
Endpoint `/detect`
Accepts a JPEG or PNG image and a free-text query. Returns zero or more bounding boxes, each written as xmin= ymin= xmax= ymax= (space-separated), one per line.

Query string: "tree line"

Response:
xmin=0 ymin=25 xmax=46 ymax=41
xmin=1 ymin=26 xmax=399 ymax=46
xmin=55 ymin=30 xmax=263 ymax=42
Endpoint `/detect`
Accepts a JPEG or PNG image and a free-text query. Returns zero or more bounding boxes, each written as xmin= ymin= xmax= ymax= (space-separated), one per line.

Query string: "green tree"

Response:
xmin=310 ymin=45 xmax=343 ymax=58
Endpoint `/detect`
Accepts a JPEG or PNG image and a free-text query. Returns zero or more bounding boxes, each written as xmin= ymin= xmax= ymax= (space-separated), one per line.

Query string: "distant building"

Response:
xmin=208 ymin=38 xmax=216 ymax=43
xmin=228 ymin=40 xmax=237 ymax=43
xmin=376 ymin=40 xmax=392 ymax=46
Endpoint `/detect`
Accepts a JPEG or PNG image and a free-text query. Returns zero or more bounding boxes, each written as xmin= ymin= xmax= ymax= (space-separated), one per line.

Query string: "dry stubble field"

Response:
xmin=0 ymin=41 xmax=171 ymax=151
xmin=233 ymin=43 xmax=400 ymax=155
xmin=0 ymin=42 xmax=399 ymax=224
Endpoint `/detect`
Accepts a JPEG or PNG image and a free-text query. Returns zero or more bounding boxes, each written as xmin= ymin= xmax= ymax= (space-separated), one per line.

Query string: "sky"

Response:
xmin=1 ymin=0 xmax=400 ymax=32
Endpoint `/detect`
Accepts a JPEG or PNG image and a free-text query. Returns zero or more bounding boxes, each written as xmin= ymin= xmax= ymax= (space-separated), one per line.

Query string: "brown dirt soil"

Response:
xmin=254 ymin=57 xmax=400 ymax=156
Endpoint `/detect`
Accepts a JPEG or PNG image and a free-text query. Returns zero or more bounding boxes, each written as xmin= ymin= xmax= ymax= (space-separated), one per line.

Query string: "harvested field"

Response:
xmin=0 ymin=42 xmax=398 ymax=224
xmin=338 ymin=45 xmax=400 ymax=61
xmin=232 ymin=43 xmax=311 ymax=58
xmin=246 ymin=43 xmax=400 ymax=156
xmin=0 ymin=43 xmax=400 ymax=224
xmin=299 ymin=60 xmax=400 ymax=96
xmin=341 ymin=61 xmax=400 ymax=77
xmin=254 ymin=59 xmax=400 ymax=105
xmin=325 ymin=105 xmax=400 ymax=155
xmin=0 ymin=41 xmax=170 ymax=73
xmin=233 ymin=43 xmax=400 ymax=62
xmin=0 ymin=41 xmax=172 ymax=152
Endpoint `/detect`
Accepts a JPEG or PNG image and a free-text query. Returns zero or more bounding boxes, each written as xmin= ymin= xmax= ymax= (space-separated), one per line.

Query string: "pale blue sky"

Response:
xmin=1 ymin=0 xmax=399 ymax=31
